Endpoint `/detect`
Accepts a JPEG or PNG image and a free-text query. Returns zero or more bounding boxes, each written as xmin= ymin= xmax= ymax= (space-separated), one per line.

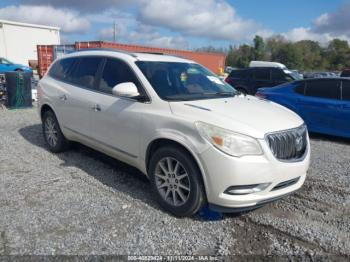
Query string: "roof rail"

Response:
xmin=134 ymin=51 xmax=184 ymax=59
xmin=135 ymin=51 xmax=165 ymax=55
xmin=74 ymin=48 xmax=137 ymax=57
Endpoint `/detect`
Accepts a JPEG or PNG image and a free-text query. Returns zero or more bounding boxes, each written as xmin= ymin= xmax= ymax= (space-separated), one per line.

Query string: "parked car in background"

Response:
xmin=341 ymin=69 xmax=350 ymax=77
xmin=0 ymin=57 xmax=32 ymax=73
xmin=225 ymin=61 xmax=302 ymax=95
xmin=291 ymin=70 xmax=303 ymax=79
xmin=256 ymin=78 xmax=350 ymax=138
xmin=303 ymin=72 xmax=338 ymax=79
xmin=37 ymin=50 xmax=310 ymax=217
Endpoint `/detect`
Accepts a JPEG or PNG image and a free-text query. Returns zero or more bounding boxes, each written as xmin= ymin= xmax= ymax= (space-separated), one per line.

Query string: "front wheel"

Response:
xmin=149 ymin=146 xmax=206 ymax=217
xmin=42 ymin=110 xmax=69 ymax=153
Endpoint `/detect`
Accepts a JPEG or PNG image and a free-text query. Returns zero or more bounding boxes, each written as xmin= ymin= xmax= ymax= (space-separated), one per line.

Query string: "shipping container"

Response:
xmin=38 ymin=41 xmax=226 ymax=78
xmin=37 ymin=44 xmax=75 ymax=78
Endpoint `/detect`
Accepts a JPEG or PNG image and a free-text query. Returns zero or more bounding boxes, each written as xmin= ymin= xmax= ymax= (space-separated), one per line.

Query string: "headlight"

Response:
xmin=195 ymin=122 xmax=263 ymax=157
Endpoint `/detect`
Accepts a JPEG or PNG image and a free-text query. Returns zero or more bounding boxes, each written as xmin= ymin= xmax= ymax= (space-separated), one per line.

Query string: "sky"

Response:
xmin=0 ymin=0 xmax=349 ymax=49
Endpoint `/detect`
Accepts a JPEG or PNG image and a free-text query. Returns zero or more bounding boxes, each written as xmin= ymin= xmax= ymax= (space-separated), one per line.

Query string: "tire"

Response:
xmin=42 ymin=110 xmax=69 ymax=153
xmin=15 ymin=69 xmax=23 ymax=72
xmin=149 ymin=146 xmax=206 ymax=217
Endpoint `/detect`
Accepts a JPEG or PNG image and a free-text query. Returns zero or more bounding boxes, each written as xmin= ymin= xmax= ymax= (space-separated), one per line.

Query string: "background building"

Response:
xmin=0 ymin=19 xmax=60 ymax=66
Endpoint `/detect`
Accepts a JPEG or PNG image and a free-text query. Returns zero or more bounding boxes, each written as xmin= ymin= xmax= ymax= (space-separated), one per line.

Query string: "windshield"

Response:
xmin=136 ymin=61 xmax=237 ymax=101
xmin=0 ymin=58 xmax=13 ymax=65
xmin=288 ymin=71 xmax=303 ymax=80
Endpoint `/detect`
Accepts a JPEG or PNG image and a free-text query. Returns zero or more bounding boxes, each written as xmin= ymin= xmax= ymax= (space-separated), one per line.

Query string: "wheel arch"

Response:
xmin=40 ymin=103 xmax=56 ymax=121
xmin=145 ymin=138 xmax=208 ymax=197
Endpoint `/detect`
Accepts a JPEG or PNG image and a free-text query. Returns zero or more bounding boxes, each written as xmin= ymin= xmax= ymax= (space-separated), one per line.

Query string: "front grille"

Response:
xmin=266 ymin=125 xmax=307 ymax=161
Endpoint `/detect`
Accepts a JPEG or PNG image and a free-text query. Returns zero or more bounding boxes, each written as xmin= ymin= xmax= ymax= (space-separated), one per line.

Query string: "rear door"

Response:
xmin=56 ymin=56 xmax=104 ymax=137
xmin=296 ymin=79 xmax=341 ymax=133
xmin=339 ymin=80 xmax=350 ymax=134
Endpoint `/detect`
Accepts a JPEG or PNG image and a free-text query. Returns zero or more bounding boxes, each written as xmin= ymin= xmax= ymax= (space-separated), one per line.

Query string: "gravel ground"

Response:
xmin=0 ymin=106 xmax=349 ymax=258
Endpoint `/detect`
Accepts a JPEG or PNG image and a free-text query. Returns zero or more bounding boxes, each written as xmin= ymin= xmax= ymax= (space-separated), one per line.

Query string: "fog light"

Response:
xmin=224 ymin=183 xmax=271 ymax=195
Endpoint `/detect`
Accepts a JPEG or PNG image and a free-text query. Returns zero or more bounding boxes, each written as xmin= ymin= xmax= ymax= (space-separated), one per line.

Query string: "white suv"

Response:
xmin=38 ymin=50 xmax=310 ymax=217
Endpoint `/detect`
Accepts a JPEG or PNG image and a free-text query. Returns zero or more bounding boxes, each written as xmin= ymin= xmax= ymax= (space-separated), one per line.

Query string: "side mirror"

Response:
xmin=112 ymin=82 xmax=140 ymax=98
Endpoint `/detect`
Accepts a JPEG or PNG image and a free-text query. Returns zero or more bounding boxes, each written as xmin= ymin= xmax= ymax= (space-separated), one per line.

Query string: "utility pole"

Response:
xmin=113 ymin=21 xmax=117 ymax=43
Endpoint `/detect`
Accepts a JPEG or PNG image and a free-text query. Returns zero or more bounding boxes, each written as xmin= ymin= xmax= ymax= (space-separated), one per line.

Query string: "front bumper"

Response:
xmin=197 ymin=138 xmax=310 ymax=210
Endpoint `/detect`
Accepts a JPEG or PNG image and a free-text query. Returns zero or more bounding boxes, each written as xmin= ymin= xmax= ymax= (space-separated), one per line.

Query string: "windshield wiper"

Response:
xmin=203 ymin=92 xmax=236 ymax=97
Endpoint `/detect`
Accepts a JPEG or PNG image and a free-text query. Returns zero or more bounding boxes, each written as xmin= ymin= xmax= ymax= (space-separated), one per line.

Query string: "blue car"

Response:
xmin=0 ymin=57 xmax=32 ymax=73
xmin=256 ymin=78 xmax=350 ymax=138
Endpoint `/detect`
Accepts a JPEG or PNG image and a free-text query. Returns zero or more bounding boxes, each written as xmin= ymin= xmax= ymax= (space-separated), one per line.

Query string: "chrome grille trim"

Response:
xmin=265 ymin=125 xmax=308 ymax=162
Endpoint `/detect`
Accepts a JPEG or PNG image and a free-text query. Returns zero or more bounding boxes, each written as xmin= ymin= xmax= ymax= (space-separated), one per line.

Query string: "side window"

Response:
xmin=342 ymin=80 xmax=350 ymax=100
xmin=305 ymin=80 xmax=340 ymax=100
xmin=254 ymin=69 xmax=270 ymax=80
xmin=49 ymin=58 xmax=75 ymax=80
xmin=271 ymin=69 xmax=284 ymax=81
xmin=69 ymin=57 xmax=103 ymax=89
xmin=294 ymin=82 xmax=305 ymax=95
xmin=99 ymin=58 xmax=141 ymax=94
xmin=229 ymin=70 xmax=247 ymax=78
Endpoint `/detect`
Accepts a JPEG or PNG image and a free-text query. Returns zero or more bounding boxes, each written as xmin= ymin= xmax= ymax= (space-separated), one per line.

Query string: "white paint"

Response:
xmin=0 ymin=19 xmax=60 ymax=66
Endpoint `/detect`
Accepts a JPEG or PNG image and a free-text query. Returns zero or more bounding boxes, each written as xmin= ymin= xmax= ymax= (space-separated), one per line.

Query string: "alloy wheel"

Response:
xmin=154 ymin=157 xmax=191 ymax=207
xmin=44 ymin=116 xmax=58 ymax=147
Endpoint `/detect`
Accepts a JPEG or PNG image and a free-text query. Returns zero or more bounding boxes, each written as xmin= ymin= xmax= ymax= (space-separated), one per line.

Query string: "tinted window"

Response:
xmin=229 ymin=69 xmax=249 ymax=78
xmin=305 ymin=80 xmax=340 ymax=100
xmin=49 ymin=58 xmax=75 ymax=80
xmin=271 ymin=69 xmax=285 ymax=80
xmin=341 ymin=70 xmax=350 ymax=77
xmin=294 ymin=82 xmax=305 ymax=95
xmin=68 ymin=57 xmax=103 ymax=89
xmin=99 ymin=58 xmax=141 ymax=94
xmin=254 ymin=69 xmax=270 ymax=80
xmin=342 ymin=80 xmax=350 ymax=100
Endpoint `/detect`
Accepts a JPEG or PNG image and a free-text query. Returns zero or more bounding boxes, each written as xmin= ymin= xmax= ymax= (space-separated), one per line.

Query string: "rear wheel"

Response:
xmin=42 ymin=110 xmax=69 ymax=153
xmin=149 ymin=146 xmax=205 ymax=217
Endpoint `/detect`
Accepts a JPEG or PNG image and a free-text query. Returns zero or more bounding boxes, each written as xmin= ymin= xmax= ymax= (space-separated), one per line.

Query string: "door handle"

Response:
xmin=91 ymin=104 xmax=101 ymax=112
xmin=59 ymin=94 xmax=67 ymax=101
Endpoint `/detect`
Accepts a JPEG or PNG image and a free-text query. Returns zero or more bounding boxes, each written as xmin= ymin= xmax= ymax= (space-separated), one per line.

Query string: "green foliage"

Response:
xmin=253 ymin=35 xmax=266 ymax=60
xmin=225 ymin=35 xmax=350 ymax=71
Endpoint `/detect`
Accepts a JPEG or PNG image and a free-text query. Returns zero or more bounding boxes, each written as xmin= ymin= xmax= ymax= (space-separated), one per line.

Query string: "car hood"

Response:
xmin=169 ymin=95 xmax=304 ymax=139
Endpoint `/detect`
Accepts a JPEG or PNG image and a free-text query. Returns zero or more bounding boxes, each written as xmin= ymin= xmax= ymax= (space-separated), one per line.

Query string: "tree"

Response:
xmin=223 ymin=35 xmax=350 ymax=71
xmin=325 ymin=39 xmax=350 ymax=70
xmin=271 ymin=42 xmax=303 ymax=69
xmin=253 ymin=35 xmax=265 ymax=60
xmin=294 ymin=40 xmax=326 ymax=71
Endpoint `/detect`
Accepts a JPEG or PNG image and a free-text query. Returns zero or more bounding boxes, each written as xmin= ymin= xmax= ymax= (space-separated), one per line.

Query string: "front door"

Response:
xmin=90 ymin=57 xmax=149 ymax=161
